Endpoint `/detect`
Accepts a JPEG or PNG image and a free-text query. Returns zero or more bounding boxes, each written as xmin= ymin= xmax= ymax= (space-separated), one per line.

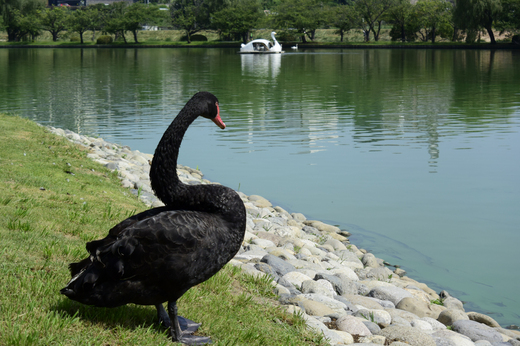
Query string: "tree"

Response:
xmin=387 ymin=0 xmax=414 ymax=42
xmin=212 ymin=0 xmax=263 ymax=43
xmin=104 ymin=1 xmax=128 ymax=43
xmin=354 ymin=0 xmax=396 ymax=41
xmin=39 ymin=6 xmax=70 ymax=42
xmin=413 ymin=0 xmax=452 ymax=43
xmin=272 ymin=0 xmax=324 ymax=43
xmin=170 ymin=0 xmax=212 ymax=43
xmin=496 ymin=0 xmax=520 ymax=35
xmin=327 ymin=4 xmax=357 ymax=42
xmin=123 ymin=3 xmax=167 ymax=43
xmin=69 ymin=6 xmax=98 ymax=44
xmin=453 ymin=0 xmax=503 ymax=44
xmin=0 ymin=0 xmax=43 ymax=41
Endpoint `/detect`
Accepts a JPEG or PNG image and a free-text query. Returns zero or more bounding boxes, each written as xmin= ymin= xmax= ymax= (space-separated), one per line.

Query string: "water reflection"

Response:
xmin=240 ymin=53 xmax=282 ymax=79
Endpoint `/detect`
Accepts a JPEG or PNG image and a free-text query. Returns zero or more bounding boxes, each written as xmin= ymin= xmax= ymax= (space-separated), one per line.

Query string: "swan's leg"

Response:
xmin=167 ymin=301 xmax=183 ymax=342
xmin=156 ymin=303 xmax=171 ymax=328
xmin=167 ymin=301 xmax=212 ymax=345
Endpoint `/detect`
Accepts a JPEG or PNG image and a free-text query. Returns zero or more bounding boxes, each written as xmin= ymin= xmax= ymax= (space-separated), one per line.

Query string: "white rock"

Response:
xmin=316 ymin=279 xmax=336 ymax=297
xmin=432 ymin=330 xmax=475 ymax=346
xmin=302 ymin=280 xmax=334 ymax=298
xmin=303 ymin=245 xmax=327 ymax=257
xmin=356 ymin=309 xmax=392 ymax=325
xmin=420 ymin=317 xmax=447 ymax=331
xmin=328 ymin=330 xmax=354 ymax=345
xmin=273 ymin=283 xmax=290 ymax=296
xmin=251 ymin=238 xmax=276 ymax=249
xmin=300 ymin=294 xmax=347 ymax=314
xmin=411 ymin=319 xmax=433 ymax=331
xmin=301 ymin=314 xmax=330 ymax=334
xmin=282 ymin=271 xmax=313 ymax=288
xmin=233 ymin=250 xmax=268 ymax=261
xmin=291 ymin=212 xmax=307 ymax=221
xmin=329 ymin=267 xmax=359 ymax=281
xmin=296 ymin=268 xmax=317 ymax=279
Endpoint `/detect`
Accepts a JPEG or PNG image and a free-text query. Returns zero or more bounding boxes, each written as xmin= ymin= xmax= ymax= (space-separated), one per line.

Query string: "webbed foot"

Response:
xmin=178 ymin=316 xmax=202 ymax=334
xmin=165 ymin=301 xmax=212 ymax=345
xmin=176 ymin=333 xmax=212 ymax=345
xmin=156 ymin=304 xmax=203 ymax=335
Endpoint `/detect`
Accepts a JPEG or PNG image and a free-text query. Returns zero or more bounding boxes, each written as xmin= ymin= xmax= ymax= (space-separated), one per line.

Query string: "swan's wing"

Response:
xmin=62 ymin=209 xmax=233 ymax=306
xmin=123 ymin=209 xmax=217 ymax=252
xmin=71 ymin=208 xmax=207 ymax=277
xmin=90 ymin=210 xmax=221 ymax=279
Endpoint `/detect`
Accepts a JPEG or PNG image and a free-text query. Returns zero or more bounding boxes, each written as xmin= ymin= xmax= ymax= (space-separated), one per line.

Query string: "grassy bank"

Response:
xmin=1 ymin=28 xmax=514 ymax=47
xmin=0 ymin=113 xmax=325 ymax=345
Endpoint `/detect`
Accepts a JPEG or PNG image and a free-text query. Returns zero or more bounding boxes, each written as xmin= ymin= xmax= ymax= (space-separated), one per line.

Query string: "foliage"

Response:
xmin=122 ymin=3 xmax=168 ymax=43
xmin=2 ymin=0 xmax=520 ymax=44
xmin=96 ymin=34 xmax=113 ymax=44
xmin=0 ymin=0 xmax=43 ymax=41
xmin=431 ymin=298 xmax=445 ymax=305
xmin=453 ymin=0 xmax=503 ymax=43
xmin=387 ymin=0 xmax=415 ymax=42
xmin=271 ymin=0 xmax=325 ymax=42
xmin=212 ymin=0 xmax=263 ymax=43
xmin=39 ymin=5 xmax=70 ymax=42
xmin=354 ymin=0 xmax=396 ymax=41
xmin=103 ymin=1 xmax=128 ymax=43
xmin=170 ymin=0 xmax=212 ymax=43
xmin=68 ymin=6 xmax=97 ymax=44
xmin=327 ymin=4 xmax=357 ymax=42
xmin=412 ymin=0 xmax=453 ymax=43
xmin=496 ymin=0 xmax=520 ymax=34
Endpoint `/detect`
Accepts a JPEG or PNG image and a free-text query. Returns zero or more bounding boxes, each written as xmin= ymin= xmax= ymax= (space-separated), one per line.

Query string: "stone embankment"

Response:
xmin=47 ymin=126 xmax=520 ymax=346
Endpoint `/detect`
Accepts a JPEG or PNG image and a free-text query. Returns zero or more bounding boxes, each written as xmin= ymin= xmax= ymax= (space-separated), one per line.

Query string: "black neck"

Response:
xmin=149 ymin=102 xmax=245 ymax=226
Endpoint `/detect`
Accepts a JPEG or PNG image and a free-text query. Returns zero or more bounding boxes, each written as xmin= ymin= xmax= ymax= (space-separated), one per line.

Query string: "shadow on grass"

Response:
xmin=51 ymin=297 xmax=166 ymax=334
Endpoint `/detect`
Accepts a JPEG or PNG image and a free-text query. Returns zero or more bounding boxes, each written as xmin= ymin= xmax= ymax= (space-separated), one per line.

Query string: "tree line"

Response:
xmin=1 ymin=0 xmax=519 ymax=44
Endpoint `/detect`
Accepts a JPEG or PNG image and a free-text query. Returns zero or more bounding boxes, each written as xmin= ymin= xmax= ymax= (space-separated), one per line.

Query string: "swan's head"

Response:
xmin=193 ymin=91 xmax=226 ymax=129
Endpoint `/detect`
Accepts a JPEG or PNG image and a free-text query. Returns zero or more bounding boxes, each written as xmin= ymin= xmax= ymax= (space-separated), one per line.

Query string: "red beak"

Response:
xmin=211 ymin=103 xmax=226 ymax=129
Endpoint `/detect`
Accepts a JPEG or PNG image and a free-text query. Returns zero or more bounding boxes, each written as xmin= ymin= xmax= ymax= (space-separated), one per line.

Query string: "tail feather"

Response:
xmin=69 ymin=257 xmax=92 ymax=276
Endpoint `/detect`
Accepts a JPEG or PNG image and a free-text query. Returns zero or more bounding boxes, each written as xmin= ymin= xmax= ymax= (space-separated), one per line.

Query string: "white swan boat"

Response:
xmin=238 ymin=32 xmax=284 ymax=54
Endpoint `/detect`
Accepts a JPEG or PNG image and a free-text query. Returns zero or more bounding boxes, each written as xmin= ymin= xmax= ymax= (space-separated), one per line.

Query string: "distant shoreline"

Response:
xmin=1 ymin=43 xmax=519 ymax=50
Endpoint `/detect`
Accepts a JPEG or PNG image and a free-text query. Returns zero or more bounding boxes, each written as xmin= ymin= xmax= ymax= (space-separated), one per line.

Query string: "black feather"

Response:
xmin=60 ymin=92 xmax=246 ymax=344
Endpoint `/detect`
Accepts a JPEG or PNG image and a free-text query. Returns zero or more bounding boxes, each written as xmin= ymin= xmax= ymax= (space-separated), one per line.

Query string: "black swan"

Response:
xmin=61 ymin=92 xmax=247 ymax=345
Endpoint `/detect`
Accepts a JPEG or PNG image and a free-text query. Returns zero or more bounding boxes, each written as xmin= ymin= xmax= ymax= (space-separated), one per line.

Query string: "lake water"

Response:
xmin=1 ymin=47 xmax=519 ymax=326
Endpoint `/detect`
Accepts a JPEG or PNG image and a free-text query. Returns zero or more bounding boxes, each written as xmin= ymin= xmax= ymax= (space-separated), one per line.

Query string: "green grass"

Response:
xmin=0 ymin=114 xmax=326 ymax=346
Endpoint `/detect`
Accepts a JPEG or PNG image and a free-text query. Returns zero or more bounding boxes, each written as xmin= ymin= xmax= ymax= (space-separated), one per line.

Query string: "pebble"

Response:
xmin=47 ymin=126 xmax=520 ymax=346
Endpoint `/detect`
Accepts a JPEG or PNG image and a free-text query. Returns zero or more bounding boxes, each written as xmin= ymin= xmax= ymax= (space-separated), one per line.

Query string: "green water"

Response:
xmin=1 ymin=47 xmax=519 ymax=325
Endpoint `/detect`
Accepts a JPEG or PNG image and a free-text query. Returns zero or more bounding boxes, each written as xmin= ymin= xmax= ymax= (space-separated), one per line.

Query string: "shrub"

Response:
xmin=96 ymin=35 xmax=113 ymax=44
xmin=70 ymin=36 xmax=80 ymax=42
xmin=276 ymin=31 xmax=298 ymax=42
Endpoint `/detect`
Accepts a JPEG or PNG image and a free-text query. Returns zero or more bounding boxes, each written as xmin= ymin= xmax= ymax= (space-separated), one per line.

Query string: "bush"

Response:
xmin=276 ymin=31 xmax=298 ymax=42
xmin=96 ymin=35 xmax=113 ymax=44
xmin=70 ymin=36 xmax=80 ymax=42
